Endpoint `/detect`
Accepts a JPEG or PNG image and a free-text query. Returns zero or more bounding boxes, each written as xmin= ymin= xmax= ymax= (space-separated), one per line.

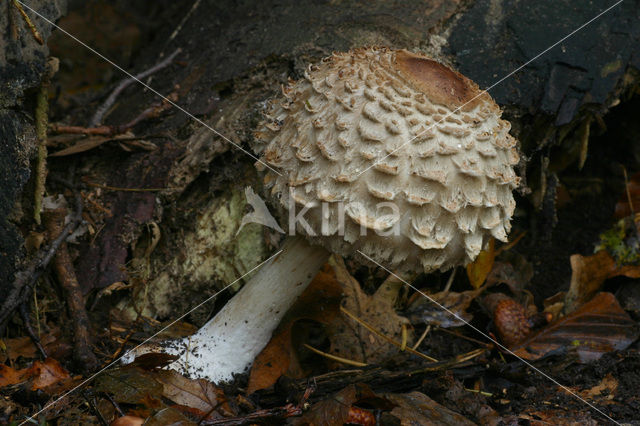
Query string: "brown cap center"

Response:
xmin=394 ymin=50 xmax=486 ymax=111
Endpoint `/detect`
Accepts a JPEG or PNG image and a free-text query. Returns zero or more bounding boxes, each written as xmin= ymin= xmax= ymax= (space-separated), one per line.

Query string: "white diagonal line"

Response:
xmin=354 ymin=0 xmax=624 ymax=179
xmin=356 ymin=250 xmax=620 ymax=425
xmin=15 ymin=0 xmax=281 ymax=176
xmin=20 ymin=249 xmax=283 ymax=425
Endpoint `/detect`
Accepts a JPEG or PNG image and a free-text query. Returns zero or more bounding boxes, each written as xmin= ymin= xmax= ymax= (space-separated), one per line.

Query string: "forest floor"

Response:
xmin=2 ymin=1 xmax=640 ymax=425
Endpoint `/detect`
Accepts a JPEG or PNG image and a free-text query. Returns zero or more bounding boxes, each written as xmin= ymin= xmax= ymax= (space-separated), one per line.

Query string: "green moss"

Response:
xmin=596 ymin=218 xmax=640 ymax=265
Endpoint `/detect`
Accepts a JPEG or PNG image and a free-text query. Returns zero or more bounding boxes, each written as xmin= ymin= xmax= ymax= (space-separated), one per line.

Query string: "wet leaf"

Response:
xmin=95 ymin=366 xmax=163 ymax=404
xmin=565 ymin=250 xmax=640 ymax=313
xmin=467 ymin=238 xmax=495 ymax=289
xmin=512 ymin=293 xmax=639 ymax=362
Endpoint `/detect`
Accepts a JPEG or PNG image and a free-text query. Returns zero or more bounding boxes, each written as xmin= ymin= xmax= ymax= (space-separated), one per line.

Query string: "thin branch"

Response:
xmin=90 ymin=48 xmax=181 ymax=126
xmin=0 ymin=195 xmax=83 ymax=333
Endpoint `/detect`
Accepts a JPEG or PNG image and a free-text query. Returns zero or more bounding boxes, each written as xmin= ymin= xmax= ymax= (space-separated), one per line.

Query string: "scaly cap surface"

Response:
xmin=255 ymin=47 xmax=519 ymax=272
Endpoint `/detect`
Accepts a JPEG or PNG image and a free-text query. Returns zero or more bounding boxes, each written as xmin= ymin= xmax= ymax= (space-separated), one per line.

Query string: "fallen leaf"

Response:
xmin=30 ymin=358 xmax=71 ymax=390
xmin=512 ymin=292 xmax=639 ymax=362
xmin=485 ymin=252 xmax=534 ymax=294
xmin=565 ymin=250 xmax=640 ymax=313
xmin=290 ymin=384 xmax=393 ymax=426
xmin=327 ymin=257 xmax=414 ymax=366
xmin=0 ymin=358 xmax=70 ymax=390
xmin=0 ymin=364 xmax=23 ymax=388
xmin=95 ymin=366 xmax=163 ymax=404
xmin=152 ymin=369 xmax=227 ymax=415
xmin=467 ymin=238 xmax=495 ymax=289
xmin=385 ymin=391 xmax=475 ymax=425
xmin=0 ymin=329 xmax=65 ymax=363
xmin=144 ymin=406 xmax=196 ymax=426
xmin=247 ymin=264 xmax=343 ymax=394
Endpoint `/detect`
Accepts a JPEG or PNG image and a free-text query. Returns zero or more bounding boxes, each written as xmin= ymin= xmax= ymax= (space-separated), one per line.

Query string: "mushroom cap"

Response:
xmin=255 ymin=47 xmax=519 ymax=273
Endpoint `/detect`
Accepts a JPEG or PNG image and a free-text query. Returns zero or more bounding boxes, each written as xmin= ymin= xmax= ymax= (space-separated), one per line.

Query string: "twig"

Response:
xmin=102 ymin=392 xmax=125 ymax=417
xmin=82 ymin=179 xmax=177 ymax=193
xmin=0 ymin=195 xmax=84 ymax=334
xmin=51 ymin=90 xmax=177 ymax=138
xmin=90 ymin=48 xmax=181 ymax=126
xmin=11 ymin=0 xmax=43 ymax=44
xmin=411 ymin=325 xmax=431 ymax=351
xmin=200 ymin=404 xmax=303 ymax=425
xmin=19 ymin=303 xmax=47 ymax=358
xmin=33 ymin=58 xmax=59 ymax=224
xmin=442 ymin=267 xmax=457 ymax=293
xmin=622 ymin=165 xmax=635 ymax=217
xmin=81 ymin=391 xmax=109 ymax=426
xmin=436 ymin=327 xmax=492 ymax=348
xmin=303 ymin=343 xmax=367 ymax=367
xmin=169 ymin=0 xmax=202 ymax=42
xmin=44 ymin=199 xmax=98 ymax=372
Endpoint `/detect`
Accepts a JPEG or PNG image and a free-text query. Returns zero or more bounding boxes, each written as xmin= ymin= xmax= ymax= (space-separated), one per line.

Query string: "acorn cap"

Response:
xmin=255 ymin=47 xmax=520 ymax=272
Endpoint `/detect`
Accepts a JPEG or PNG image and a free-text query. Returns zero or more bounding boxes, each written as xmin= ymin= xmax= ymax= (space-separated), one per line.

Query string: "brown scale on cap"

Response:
xmin=255 ymin=47 xmax=520 ymax=273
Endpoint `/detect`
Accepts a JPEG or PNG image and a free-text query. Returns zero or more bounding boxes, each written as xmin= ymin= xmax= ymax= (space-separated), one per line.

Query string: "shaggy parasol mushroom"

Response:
xmin=124 ymin=47 xmax=519 ymax=383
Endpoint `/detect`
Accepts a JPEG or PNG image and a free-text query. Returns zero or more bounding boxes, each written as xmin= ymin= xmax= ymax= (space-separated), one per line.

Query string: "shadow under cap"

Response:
xmin=394 ymin=50 xmax=491 ymax=112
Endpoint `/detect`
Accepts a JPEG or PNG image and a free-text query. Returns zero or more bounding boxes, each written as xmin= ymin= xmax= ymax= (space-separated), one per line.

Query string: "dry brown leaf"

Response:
xmin=30 ymin=358 xmax=71 ymax=390
xmin=247 ymin=265 xmax=343 ymax=394
xmin=467 ymin=238 xmax=495 ymax=289
xmin=0 ymin=364 xmax=23 ymax=388
xmin=327 ymin=256 xmax=414 ymax=366
xmin=0 ymin=358 xmax=70 ymax=390
xmin=152 ymin=369 xmax=225 ymax=415
xmin=512 ymin=292 xmax=639 ymax=362
xmin=385 ymin=391 xmax=475 ymax=425
xmin=565 ymin=250 xmax=640 ymax=313
xmin=0 ymin=329 xmax=71 ymax=363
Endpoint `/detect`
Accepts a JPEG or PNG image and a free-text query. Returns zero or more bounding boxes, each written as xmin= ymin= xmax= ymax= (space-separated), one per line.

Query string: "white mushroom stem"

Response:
xmin=122 ymin=236 xmax=329 ymax=383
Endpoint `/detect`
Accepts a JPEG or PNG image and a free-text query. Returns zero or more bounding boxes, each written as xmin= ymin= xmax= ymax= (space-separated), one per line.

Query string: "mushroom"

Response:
xmin=124 ymin=47 xmax=519 ymax=383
